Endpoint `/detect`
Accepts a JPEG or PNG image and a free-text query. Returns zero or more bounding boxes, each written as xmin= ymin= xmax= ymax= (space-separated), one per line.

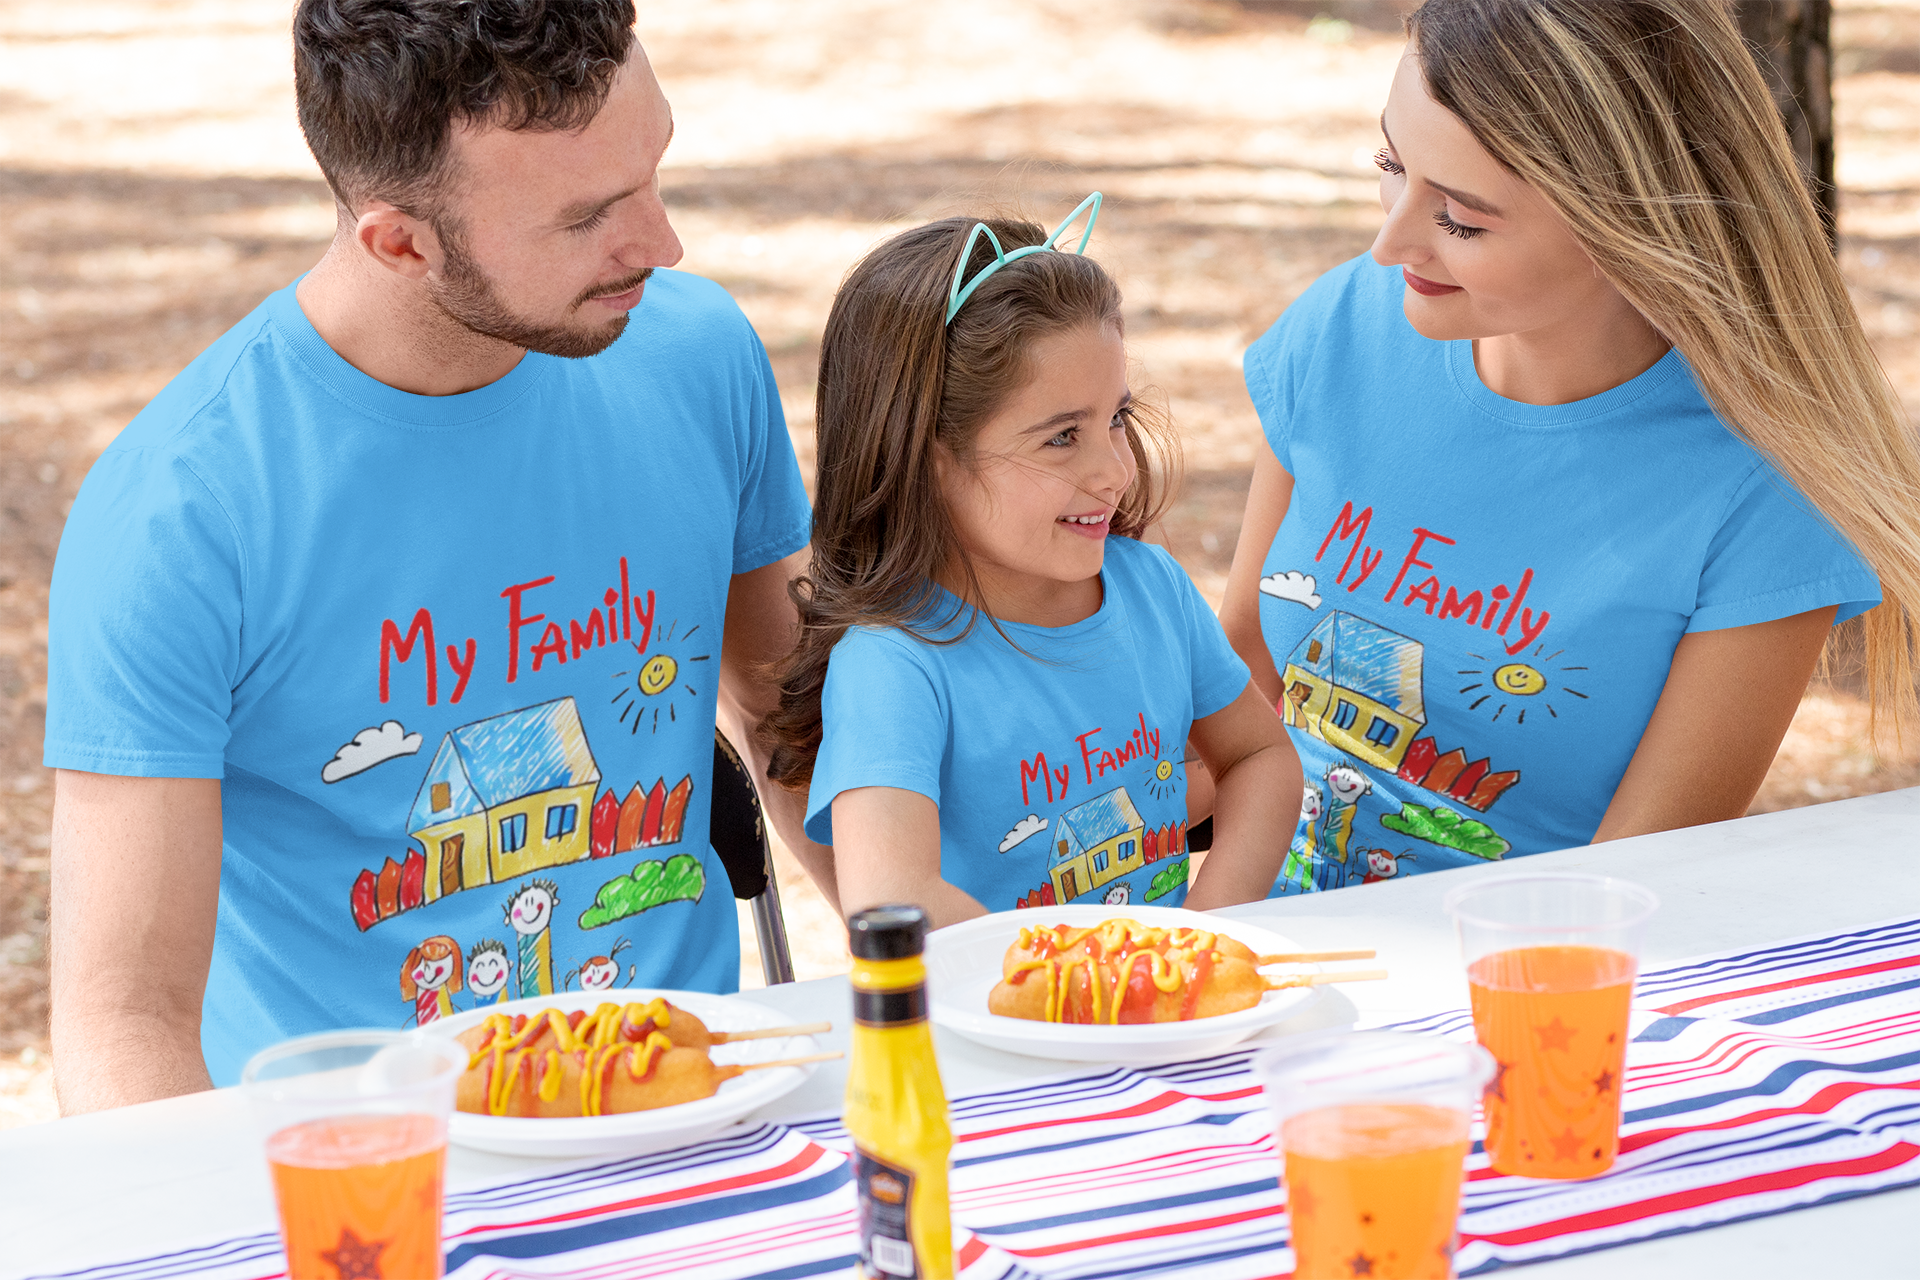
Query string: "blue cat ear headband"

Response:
xmin=944 ymin=192 xmax=1103 ymax=326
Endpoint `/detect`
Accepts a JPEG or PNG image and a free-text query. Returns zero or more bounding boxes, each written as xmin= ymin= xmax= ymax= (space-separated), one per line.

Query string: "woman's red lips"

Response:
xmin=1403 ymin=269 xmax=1462 ymax=297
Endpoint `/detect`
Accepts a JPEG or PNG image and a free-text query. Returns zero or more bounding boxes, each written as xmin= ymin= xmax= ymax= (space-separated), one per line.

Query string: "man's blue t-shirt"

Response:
xmin=804 ymin=535 xmax=1250 ymax=912
xmin=45 ymin=271 xmax=811 ymax=1083
xmin=1246 ymin=256 xmax=1879 ymax=894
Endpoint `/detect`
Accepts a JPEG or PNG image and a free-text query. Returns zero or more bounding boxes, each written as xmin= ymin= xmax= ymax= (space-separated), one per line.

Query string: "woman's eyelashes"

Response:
xmin=1433 ymin=208 xmax=1486 ymax=240
xmin=1376 ymin=147 xmax=1487 ymax=240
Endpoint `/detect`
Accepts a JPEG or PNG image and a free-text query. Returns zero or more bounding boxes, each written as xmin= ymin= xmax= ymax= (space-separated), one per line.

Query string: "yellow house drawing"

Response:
xmin=1281 ymin=611 xmax=1426 ymax=772
xmin=407 ymin=697 xmax=602 ymax=900
xmin=1048 ymin=786 xmax=1147 ymax=905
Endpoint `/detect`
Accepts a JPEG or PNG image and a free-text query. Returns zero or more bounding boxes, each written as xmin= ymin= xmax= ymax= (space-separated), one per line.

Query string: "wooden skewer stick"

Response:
xmin=1266 ymin=969 xmax=1390 ymax=990
xmin=1256 ymin=949 xmax=1377 ymax=964
xmin=709 ymin=1022 xmax=833 ymax=1044
xmin=738 ymin=1051 xmax=845 ymax=1071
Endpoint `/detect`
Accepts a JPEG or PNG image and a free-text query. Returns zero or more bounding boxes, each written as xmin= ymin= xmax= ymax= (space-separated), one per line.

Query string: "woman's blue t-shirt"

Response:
xmin=1246 ymin=255 xmax=1879 ymax=893
xmin=806 ymin=535 xmax=1250 ymax=912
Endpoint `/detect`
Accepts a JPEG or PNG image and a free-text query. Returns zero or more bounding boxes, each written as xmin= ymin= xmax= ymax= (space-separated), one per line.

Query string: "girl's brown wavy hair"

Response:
xmin=762 ymin=214 xmax=1178 ymax=792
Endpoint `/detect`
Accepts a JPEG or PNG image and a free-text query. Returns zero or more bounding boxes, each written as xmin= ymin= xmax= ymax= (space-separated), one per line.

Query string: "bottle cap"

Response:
xmin=847 ymin=905 xmax=929 ymax=959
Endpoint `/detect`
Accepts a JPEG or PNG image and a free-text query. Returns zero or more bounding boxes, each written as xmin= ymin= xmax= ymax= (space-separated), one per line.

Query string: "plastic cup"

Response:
xmin=1256 ymin=1031 xmax=1494 ymax=1280
xmin=1443 ymin=874 xmax=1658 ymax=1179
xmin=242 ymin=1030 xmax=468 ymax=1280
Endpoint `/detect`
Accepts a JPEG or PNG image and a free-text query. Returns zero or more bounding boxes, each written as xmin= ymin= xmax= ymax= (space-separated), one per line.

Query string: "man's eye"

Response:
xmin=568 ymin=209 xmax=611 ymax=234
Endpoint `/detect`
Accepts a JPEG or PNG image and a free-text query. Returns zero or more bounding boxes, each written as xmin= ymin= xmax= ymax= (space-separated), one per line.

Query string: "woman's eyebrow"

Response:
xmin=1379 ymin=116 xmax=1504 ymax=218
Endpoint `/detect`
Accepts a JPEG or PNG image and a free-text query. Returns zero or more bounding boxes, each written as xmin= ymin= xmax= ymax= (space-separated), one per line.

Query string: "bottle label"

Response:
xmin=854 ymin=1148 xmax=920 ymax=1277
xmin=853 ymin=986 xmax=926 ymax=1026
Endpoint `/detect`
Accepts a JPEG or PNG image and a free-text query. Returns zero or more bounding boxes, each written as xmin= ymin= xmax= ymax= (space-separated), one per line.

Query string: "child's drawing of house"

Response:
xmin=1048 ymin=786 xmax=1147 ymax=904
xmin=407 ymin=697 xmax=602 ymax=900
xmin=1281 ymin=611 xmax=1427 ymax=772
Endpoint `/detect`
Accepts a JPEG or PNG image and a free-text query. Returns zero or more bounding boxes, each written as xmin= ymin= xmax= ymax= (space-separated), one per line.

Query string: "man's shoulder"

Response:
xmin=618 ymin=269 xmax=762 ymax=364
xmin=108 ymin=289 xmax=290 ymax=461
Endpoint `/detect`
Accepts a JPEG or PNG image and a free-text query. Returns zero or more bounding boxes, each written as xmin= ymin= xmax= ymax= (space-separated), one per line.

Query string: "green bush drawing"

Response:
xmin=1380 ymin=803 xmax=1509 ymax=860
xmin=1145 ymin=858 xmax=1190 ymax=902
xmin=579 ymin=853 xmax=706 ymax=928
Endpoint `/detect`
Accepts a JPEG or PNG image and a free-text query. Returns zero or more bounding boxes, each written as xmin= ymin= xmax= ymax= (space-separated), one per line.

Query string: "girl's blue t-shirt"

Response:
xmin=805 ymin=535 xmax=1250 ymax=913
xmin=1247 ymin=256 xmax=1880 ymax=893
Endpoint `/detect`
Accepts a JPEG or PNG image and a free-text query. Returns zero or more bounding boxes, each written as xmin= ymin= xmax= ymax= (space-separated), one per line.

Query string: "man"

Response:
xmin=43 ymin=0 xmax=835 ymax=1111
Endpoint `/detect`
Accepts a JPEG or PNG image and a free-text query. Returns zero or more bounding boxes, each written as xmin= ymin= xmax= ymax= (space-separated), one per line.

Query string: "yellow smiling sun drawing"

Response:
xmin=1456 ymin=646 xmax=1588 ymax=725
xmin=611 ymin=619 xmax=711 ymax=735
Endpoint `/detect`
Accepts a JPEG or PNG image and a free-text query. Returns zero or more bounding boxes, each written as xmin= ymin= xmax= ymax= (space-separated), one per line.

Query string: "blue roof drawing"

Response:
xmin=407 ymin=698 xmax=601 ymax=834
xmin=1053 ymin=787 xmax=1144 ymax=864
xmin=1287 ymin=611 xmax=1425 ymax=721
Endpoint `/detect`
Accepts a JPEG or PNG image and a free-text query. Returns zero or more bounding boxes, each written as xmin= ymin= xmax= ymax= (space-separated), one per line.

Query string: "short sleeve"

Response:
xmin=1166 ymin=550 xmax=1251 ymax=720
xmin=44 ymin=449 xmax=243 ymax=777
xmin=1687 ymin=463 xmax=1881 ymax=632
xmin=804 ymin=629 xmax=949 ymax=845
xmin=730 ymin=329 xmax=811 ymax=575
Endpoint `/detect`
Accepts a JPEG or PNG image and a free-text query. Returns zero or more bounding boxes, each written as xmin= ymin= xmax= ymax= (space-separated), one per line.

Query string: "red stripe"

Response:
xmin=1625 ymin=1021 xmax=1920 ymax=1095
xmin=1619 ymin=1076 xmax=1920 ymax=1153
xmin=1653 ymin=953 xmax=1920 ymax=1015
xmin=1629 ymin=1012 xmax=1920 ymax=1088
xmin=1466 ymin=1140 xmax=1919 ymax=1245
xmin=445 ymin=1142 xmax=829 ymax=1239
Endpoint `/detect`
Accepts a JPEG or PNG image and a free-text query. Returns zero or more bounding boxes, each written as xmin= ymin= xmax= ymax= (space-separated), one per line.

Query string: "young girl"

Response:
xmin=764 ymin=197 xmax=1300 ymax=926
xmin=1222 ymin=0 xmax=1917 ymax=893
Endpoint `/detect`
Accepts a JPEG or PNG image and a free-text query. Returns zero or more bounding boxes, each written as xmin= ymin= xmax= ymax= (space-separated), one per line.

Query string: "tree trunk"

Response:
xmin=1733 ymin=0 xmax=1837 ymax=250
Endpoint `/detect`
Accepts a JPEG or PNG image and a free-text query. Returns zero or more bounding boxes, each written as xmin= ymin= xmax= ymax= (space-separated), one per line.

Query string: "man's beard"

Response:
xmin=428 ymin=224 xmax=652 ymax=360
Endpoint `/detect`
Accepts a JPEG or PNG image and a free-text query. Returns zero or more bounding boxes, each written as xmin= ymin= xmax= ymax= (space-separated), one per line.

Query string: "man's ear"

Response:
xmin=354 ymin=203 xmax=440 ymax=281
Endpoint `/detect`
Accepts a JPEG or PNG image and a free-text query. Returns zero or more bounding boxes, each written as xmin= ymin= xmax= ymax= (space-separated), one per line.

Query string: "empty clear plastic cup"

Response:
xmin=1257 ymin=1031 xmax=1494 ymax=1280
xmin=242 ymin=1030 xmax=468 ymax=1280
xmin=1443 ymin=874 xmax=1658 ymax=1179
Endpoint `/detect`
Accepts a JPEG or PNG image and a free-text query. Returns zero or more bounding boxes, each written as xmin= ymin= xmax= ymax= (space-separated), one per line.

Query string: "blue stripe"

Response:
xmin=978 ymin=1177 xmax=1277 ymax=1234
xmin=444 ymin=1124 xmax=790 ymax=1212
xmin=1736 ymin=977 xmax=1920 ymax=1025
xmin=739 ymin=1256 xmax=861 ymax=1279
xmin=1624 ymin=1047 xmax=1920 ymax=1123
xmin=953 ymin=1109 xmax=1257 ymax=1171
xmin=443 ymin=1162 xmax=851 ymax=1270
xmin=23 ymin=1236 xmax=282 ymax=1280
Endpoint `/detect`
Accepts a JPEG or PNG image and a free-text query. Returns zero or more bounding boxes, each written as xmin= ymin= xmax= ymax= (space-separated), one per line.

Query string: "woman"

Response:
xmin=1220 ymin=0 xmax=1920 ymax=891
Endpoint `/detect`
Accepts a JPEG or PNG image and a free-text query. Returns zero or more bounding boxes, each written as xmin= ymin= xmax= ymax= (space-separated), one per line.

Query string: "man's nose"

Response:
xmin=618 ymin=190 xmax=685 ymax=271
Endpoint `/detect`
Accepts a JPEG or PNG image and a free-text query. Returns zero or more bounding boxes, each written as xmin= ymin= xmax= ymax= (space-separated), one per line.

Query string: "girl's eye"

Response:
xmin=1433 ymin=208 xmax=1486 ymax=240
xmin=567 ymin=208 xmax=611 ymax=235
xmin=1111 ymin=404 xmax=1136 ymax=431
xmin=1373 ymin=148 xmax=1405 ymax=176
xmin=1045 ymin=428 xmax=1077 ymax=448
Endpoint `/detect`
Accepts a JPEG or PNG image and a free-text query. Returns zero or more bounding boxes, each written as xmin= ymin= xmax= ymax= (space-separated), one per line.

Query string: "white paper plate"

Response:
xmin=423 ymin=989 xmax=821 ymax=1158
xmin=926 ymin=905 xmax=1328 ymax=1065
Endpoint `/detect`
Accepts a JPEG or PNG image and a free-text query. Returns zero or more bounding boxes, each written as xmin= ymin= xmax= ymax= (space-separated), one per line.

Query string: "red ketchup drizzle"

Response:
xmin=1119 ymin=952 xmax=1157 ymax=1024
xmin=1179 ymin=951 xmax=1215 ymax=1021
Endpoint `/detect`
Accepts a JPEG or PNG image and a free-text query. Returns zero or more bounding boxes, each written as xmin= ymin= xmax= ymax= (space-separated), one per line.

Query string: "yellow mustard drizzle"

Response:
xmin=474 ymin=999 xmax=681 ymax=1117
xmin=538 ymin=1049 xmax=563 ymax=1102
xmin=1009 ymin=921 xmax=1221 ymax=1023
xmin=580 ymin=1029 xmax=674 ymax=1116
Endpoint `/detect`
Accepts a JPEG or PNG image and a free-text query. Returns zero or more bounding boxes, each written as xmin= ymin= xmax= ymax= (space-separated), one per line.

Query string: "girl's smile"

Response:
xmin=938 ymin=322 xmax=1137 ymax=628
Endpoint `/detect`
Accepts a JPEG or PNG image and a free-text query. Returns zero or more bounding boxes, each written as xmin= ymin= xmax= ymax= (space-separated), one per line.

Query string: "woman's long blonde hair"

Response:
xmin=1411 ymin=0 xmax=1920 ymax=739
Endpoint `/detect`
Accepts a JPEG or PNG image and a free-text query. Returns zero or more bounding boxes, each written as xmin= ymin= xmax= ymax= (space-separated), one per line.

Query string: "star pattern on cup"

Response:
xmin=1288 ymin=1182 xmax=1317 ymax=1219
xmin=1532 ymin=1017 xmax=1577 ymax=1052
xmin=1346 ymin=1249 xmax=1376 ymax=1276
xmin=1591 ymin=1066 xmax=1616 ymax=1095
xmin=318 ymin=1227 xmax=387 ymax=1280
xmin=1486 ymin=1057 xmax=1512 ymax=1102
xmin=1548 ymin=1127 xmax=1584 ymax=1161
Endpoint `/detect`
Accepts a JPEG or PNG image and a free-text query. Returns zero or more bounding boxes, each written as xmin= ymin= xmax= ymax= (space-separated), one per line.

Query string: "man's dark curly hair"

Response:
xmin=294 ymin=0 xmax=637 ymax=217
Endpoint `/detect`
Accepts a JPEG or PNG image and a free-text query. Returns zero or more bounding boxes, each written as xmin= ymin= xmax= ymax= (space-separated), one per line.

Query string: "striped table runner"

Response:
xmin=32 ymin=915 xmax=1920 ymax=1279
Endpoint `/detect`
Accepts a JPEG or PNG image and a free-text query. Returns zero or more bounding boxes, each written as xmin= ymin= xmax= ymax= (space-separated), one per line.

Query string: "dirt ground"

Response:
xmin=1 ymin=0 xmax=1916 ymax=1126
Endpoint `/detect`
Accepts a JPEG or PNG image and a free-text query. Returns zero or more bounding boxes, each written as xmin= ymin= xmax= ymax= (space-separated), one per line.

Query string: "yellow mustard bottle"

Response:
xmin=845 ymin=905 xmax=955 ymax=1280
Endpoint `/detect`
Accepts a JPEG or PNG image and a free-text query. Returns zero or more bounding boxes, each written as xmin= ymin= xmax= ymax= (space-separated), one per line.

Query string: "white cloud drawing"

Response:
xmin=999 ymin=813 xmax=1048 ymax=853
xmin=1260 ymin=570 xmax=1322 ymax=609
xmin=322 ymin=720 xmax=424 ymax=783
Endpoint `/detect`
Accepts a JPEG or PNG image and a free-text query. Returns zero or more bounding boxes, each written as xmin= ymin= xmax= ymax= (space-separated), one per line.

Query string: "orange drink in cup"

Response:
xmin=1257 ymin=1032 xmax=1493 ymax=1279
xmin=244 ymin=1030 xmax=467 ymax=1279
xmin=1445 ymin=874 xmax=1658 ymax=1179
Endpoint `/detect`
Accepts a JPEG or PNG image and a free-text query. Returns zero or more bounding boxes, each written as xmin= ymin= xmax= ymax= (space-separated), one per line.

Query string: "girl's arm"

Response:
xmin=832 ymin=785 xmax=989 ymax=928
xmin=1593 ymin=606 xmax=1834 ymax=841
xmin=1219 ymin=446 xmax=1295 ymax=708
xmin=1183 ymin=682 xmax=1301 ymax=910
